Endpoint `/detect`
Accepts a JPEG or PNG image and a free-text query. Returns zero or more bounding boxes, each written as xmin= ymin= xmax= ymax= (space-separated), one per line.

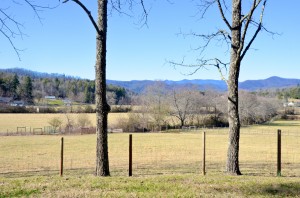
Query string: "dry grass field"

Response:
xmin=0 ymin=113 xmax=128 ymax=133
xmin=1 ymin=120 xmax=300 ymax=197
xmin=1 ymin=120 xmax=300 ymax=177
xmin=1 ymin=112 xmax=300 ymax=134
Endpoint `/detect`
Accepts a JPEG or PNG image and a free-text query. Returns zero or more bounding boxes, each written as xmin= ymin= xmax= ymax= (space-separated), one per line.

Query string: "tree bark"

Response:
xmin=226 ymin=0 xmax=242 ymax=175
xmin=95 ymin=0 xmax=110 ymax=176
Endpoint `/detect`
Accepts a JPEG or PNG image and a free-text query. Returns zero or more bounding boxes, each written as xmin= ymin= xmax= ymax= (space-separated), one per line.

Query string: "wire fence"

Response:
xmin=1 ymin=129 xmax=300 ymax=177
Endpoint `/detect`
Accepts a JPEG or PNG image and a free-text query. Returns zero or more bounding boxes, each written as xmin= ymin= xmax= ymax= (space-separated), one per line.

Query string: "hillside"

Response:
xmin=0 ymin=68 xmax=128 ymax=105
xmin=0 ymin=68 xmax=77 ymax=80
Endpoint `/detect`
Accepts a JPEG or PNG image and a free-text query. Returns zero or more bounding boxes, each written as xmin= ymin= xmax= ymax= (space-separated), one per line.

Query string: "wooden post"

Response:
xmin=203 ymin=131 xmax=206 ymax=175
xmin=129 ymin=134 xmax=132 ymax=177
xmin=60 ymin=137 xmax=64 ymax=177
xmin=277 ymin=129 xmax=281 ymax=177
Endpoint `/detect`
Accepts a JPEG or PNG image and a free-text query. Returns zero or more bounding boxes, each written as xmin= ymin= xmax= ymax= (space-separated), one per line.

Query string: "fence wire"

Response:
xmin=1 ymin=130 xmax=300 ymax=177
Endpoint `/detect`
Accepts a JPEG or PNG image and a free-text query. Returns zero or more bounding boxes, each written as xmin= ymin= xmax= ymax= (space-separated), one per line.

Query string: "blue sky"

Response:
xmin=0 ymin=0 xmax=300 ymax=81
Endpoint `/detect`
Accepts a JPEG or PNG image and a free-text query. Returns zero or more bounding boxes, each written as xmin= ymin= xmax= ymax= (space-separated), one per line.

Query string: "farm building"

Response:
xmin=45 ymin=96 xmax=56 ymax=100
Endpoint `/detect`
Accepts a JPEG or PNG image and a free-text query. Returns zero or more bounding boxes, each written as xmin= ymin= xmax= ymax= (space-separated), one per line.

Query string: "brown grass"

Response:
xmin=0 ymin=113 xmax=128 ymax=133
xmin=1 ymin=120 xmax=300 ymax=197
xmin=1 ymin=120 xmax=300 ymax=177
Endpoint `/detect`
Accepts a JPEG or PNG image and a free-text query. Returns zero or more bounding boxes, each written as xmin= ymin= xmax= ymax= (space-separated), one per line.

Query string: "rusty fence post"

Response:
xmin=129 ymin=134 xmax=132 ymax=177
xmin=277 ymin=129 xmax=281 ymax=177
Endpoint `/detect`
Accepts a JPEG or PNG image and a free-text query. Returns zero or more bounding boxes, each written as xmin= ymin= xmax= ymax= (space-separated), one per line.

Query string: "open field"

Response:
xmin=1 ymin=120 xmax=300 ymax=176
xmin=1 ymin=120 xmax=300 ymax=197
xmin=0 ymin=113 xmax=128 ymax=133
xmin=1 ymin=113 xmax=300 ymax=134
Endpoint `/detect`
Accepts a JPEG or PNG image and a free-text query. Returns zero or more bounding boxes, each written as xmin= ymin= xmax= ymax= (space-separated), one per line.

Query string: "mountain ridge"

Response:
xmin=1 ymin=67 xmax=300 ymax=92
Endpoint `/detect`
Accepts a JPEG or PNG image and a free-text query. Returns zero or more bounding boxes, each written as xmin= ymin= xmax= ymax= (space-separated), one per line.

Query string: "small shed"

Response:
xmin=45 ymin=96 xmax=56 ymax=100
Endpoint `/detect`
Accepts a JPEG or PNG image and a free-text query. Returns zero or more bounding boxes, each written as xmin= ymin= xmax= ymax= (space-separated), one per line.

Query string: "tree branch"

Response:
xmin=64 ymin=0 xmax=149 ymax=33
xmin=0 ymin=1 xmax=54 ymax=60
xmin=24 ymin=0 xmax=44 ymax=24
xmin=216 ymin=0 xmax=231 ymax=30
xmin=186 ymin=29 xmax=231 ymax=56
xmin=63 ymin=0 xmax=101 ymax=36
xmin=197 ymin=0 xmax=217 ymax=18
xmin=239 ymin=0 xmax=260 ymax=55
xmin=0 ymin=9 xmax=24 ymax=38
xmin=169 ymin=57 xmax=229 ymax=83
xmin=240 ymin=0 xmax=263 ymax=24
xmin=0 ymin=28 xmax=22 ymax=60
xmin=139 ymin=0 xmax=148 ymax=27
xmin=108 ymin=0 xmax=133 ymax=18
xmin=240 ymin=0 xmax=267 ymax=61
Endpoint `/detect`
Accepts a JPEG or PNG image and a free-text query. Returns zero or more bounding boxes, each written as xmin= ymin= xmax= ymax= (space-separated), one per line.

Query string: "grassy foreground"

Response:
xmin=1 ymin=173 xmax=300 ymax=197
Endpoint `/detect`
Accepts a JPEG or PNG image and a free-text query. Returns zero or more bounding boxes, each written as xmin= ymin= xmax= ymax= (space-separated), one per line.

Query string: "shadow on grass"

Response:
xmin=0 ymin=168 xmax=96 ymax=178
xmin=247 ymin=182 xmax=300 ymax=197
xmin=262 ymin=122 xmax=300 ymax=127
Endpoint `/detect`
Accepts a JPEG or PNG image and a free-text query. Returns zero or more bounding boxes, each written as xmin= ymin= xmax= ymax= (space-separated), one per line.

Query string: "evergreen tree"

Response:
xmin=84 ymin=81 xmax=95 ymax=104
xmin=23 ymin=76 xmax=33 ymax=104
xmin=11 ymin=74 xmax=20 ymax=99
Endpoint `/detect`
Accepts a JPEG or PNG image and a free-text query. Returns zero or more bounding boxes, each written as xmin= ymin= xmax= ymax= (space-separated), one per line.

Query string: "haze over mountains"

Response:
xmin=1 ymin=68 xmax=300 ymax=92
xmin=107 ymin=77 xmax=300 ymax=93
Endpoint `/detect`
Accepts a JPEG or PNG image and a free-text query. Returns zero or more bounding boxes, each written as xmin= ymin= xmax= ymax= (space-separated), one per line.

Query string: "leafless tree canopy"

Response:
xmin=170 ymin=0 xmax=274 ymax=80
xmin=0 ymin=0 xmax=54 ymax=60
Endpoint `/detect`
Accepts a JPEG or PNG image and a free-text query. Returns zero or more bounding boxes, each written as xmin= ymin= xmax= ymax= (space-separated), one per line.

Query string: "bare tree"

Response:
xmin=239 ymin=91 xmax=259 ymax=125
xmin=48 ymin=117 xmax=63 ymax=133
xmin=64 ymin=113 xmax=74 ymax=134
xmin=170 ymin=0 xmax=271 ymax=175
xmin=140 ymin=81 xmax=170 ymax=131
xmin=62 ymin=0 xmax=148 ymax=176
xmin=239 ymin=91 xmax=280 ymax=125
xmin=169 ymin=87 xmax=197 ymax=127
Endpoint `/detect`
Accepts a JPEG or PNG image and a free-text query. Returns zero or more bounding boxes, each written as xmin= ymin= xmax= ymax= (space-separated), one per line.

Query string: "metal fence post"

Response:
xmin=277 ymin=129 xmax=281 ymax=177
xmin=129 ymin=134 xmax=132 ymax=177
xmin=60 ymin=137 xmax=64 ymax=177
xmin=203 ymin=131 xmax=206 ymax=175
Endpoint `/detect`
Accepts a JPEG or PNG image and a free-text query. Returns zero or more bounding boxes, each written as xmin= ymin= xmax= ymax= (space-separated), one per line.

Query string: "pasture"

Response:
xmin=1 ymin=119 xmax=300 ymax=197
xmin=1 ymin=113 xmax=300 ymax=134
xmin=0 ymin=113 xmax=127 ymax=133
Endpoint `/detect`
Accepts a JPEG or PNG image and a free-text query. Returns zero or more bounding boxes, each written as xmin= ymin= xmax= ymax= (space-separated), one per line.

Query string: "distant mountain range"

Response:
xmin=108 ymin=76 xmax=300 ymax=93
xmin=107 ymin=79 xmax=228 ymax=93
xmin=239 ymin=76 xmax=300 ymax=91
xmin=1 ymin=68 xmax=300 ymax=92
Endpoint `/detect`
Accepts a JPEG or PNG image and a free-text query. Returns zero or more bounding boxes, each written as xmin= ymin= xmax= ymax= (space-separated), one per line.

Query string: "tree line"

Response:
xmin=110 ymin=82 xmax=281 ymax=132
xmin=0 ymin=72 xmax=128 ymax=105
xmin=276 ymin=86 xmax=300 ymax=100
xmin=0 ymin=73 xmax=33 ymax=104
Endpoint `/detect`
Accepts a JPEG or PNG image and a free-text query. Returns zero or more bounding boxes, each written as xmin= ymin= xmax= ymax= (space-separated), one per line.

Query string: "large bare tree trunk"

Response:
xmin=63 ymin=0 xmax=149 ymax=177
xmin=226 ymin=0 xmax=242 ymax=175
xmin=95 ymin=0 xmax=110 ymax=176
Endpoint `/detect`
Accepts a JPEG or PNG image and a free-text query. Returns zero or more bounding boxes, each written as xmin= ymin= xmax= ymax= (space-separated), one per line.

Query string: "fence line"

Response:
xmin=1 ymin=130 xmax=300 ymax=177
